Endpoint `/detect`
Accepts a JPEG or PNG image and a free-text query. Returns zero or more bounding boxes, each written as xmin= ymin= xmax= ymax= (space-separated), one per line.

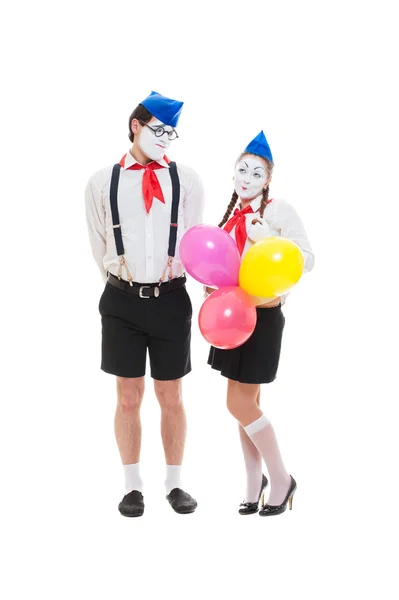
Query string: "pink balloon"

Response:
xmin=199 ymin=287 xmax=257 ymax=350
xmin=180 ymin=224 xmax=241 ymax=288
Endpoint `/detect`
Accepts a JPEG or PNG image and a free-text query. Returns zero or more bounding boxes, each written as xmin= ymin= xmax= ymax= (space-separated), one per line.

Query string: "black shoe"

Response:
xmin=166 ymin=488 xmax=197 ymax=514
xmin=259 ymin=476 xmax=297 ymax=517
xmin=238 ymin=474 xmax=269 ymax=515
xmin=118 ymin=490 xmax=144 ymax=517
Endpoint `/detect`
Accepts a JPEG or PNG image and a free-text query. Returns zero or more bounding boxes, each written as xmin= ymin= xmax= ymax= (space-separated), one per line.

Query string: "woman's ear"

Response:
xmin=264 ymin=177 xmax=272 ymax=190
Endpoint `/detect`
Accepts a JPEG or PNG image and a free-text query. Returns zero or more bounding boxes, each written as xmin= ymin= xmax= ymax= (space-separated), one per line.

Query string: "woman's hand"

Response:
xmin=247 ymin=218 xmax=271 ymax=243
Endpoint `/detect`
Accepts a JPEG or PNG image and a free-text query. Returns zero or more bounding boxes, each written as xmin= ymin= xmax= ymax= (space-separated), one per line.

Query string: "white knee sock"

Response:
xmin=123 ymin=463 xmax=143 ymax=495
xmin=165 ymin=465 xmax=182 ymax=495
xmin=239 ymin=423 xmax=263 ymax=503
xmin=244 ymin=415 xmax=291 ymax=506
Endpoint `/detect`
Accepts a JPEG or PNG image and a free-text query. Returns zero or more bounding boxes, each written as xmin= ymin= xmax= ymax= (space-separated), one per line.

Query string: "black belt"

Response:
xmin=107 ymin=272 xmax=186 ymax=298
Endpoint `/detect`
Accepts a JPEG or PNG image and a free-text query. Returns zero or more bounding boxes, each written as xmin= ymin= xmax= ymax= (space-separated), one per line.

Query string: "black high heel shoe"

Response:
xmin=259 ymin=475 xmax=297 ymax=516
xmin=238 ymin=474 xmax=269 ymax=515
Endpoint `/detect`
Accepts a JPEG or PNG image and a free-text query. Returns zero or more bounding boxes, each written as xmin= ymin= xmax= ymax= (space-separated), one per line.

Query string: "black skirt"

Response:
xmin=207 ymin=304 xmax=285 ymax=384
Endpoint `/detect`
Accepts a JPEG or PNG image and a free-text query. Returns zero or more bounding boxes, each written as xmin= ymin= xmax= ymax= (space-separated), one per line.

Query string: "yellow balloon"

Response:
xmin=239 ymin=236 xmax=304 ymax=297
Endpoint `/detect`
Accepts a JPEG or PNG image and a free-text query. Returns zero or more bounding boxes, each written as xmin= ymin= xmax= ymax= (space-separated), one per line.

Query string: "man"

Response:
xmin=85 ymin=91 xmax=204 ymax=517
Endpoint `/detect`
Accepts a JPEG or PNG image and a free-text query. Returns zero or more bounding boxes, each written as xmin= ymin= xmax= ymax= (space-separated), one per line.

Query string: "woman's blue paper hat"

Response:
xmin=244 ymin=130 xmax=273 ymax=163
xmin=141 ymin=91 xmax=184 ymax=127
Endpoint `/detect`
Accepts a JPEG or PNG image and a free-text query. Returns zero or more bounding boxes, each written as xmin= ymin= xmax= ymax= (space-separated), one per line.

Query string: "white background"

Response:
xmin=1 ymin=0 xmax=398 ymax=598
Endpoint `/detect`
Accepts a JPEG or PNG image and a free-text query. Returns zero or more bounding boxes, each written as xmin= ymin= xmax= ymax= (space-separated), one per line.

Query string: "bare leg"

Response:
xmin=115 ymin=376 xmax=145 ymax=464
xmin=154 ymin=378 xmax=188 ymax=494
xmin=154 ymin=378 xmax=186 ymax=465
xmin=227 ymin=380 xmax=291 ymax=506
xmin=227 ymin=380 xmax=263 ymax=427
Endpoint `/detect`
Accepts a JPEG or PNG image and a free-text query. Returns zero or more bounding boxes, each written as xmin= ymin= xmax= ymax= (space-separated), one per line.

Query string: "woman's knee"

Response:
xmin=226 ymin=380 xmax=259 ymax=420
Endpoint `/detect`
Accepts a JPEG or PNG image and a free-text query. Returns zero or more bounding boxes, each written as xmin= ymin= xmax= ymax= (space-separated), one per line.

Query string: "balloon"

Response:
xmin=239 ymin=236 xmax=304 ymax=298
xmin=180 ymin=224 xmax=241 ymax=288
xmin=198 ymin=286 xmax=257 ymax=350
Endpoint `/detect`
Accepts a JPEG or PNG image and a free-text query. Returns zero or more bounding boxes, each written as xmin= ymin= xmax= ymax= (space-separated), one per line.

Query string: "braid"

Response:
xmin=218 ymin=191 xmax=238 ymax=228
xmin=251 ymin=186 xmax=270 ymax=225
xmin=260 ymin=157 xmax=274 ymax=219
xmin=259 ymin=186 xmax=270 ymax=218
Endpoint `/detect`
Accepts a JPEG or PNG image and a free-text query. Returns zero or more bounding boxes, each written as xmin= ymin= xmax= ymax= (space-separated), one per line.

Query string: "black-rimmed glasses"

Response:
xmin=139 ymin=120 xmax=179 ymax=140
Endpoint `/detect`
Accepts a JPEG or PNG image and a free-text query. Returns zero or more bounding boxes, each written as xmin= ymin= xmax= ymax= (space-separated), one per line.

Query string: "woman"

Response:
xmin=207 ymin=131 xmax=315 ymax=516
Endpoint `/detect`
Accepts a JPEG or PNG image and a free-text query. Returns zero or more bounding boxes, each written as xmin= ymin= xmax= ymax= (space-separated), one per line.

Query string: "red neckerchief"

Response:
xmin=119 ymin=154 xmax=170 ymax=214
xmin=223 ymin=199 xmax=273 ymax=255
xmin=224 ymin=205 xmax=255 ymax=255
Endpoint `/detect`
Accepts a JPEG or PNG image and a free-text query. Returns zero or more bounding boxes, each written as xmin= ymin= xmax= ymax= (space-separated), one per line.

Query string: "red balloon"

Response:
xmin=199 ymin=287 xmax=257 ymax=350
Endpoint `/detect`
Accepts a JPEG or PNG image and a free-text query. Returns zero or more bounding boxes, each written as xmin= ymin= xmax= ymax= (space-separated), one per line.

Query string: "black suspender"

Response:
xmin=167 ymin=161 xmax=180 ymax=258
xmin=110 ymin=164 xmax=124 ymax=256
xmin=109 ymin=161 xmax=181 ymax=280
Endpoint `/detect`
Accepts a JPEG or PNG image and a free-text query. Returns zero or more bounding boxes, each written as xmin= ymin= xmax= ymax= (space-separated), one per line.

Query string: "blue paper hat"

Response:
xmin=140 ymin=91 xmax=184 ymax=127
xmin=244 ymin=130 xmax=273 ymax=163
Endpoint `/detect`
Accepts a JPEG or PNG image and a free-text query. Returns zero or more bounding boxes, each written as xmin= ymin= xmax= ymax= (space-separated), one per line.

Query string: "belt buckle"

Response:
xmin=139 ymin=286 xmax=151 ymax=298
xmin=139 ymin=285 xmax=160 ymax=298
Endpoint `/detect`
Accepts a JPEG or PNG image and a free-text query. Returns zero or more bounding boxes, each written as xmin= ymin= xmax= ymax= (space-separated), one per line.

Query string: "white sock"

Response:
xmin=244 ymin=415 xmax=291 ymax=506
xmin=239 ymin=423 xmax=263 ymax=503
xmin=165 ymin=465 xmax=182 ymax=495
xmin=123 ymin=463 xmax=143 ymax=495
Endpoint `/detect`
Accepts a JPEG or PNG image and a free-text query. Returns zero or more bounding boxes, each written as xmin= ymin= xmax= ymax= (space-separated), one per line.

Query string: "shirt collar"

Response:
xmin=120 ymin=150 xmax=170 ymax=170
xmin=240 ymin=193 xmax=262 ymax=213
xmin=239 ymin=193 xmax=272 ymax=213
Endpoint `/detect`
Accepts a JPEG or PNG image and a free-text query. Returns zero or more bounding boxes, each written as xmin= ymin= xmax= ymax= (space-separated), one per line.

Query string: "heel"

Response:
xmin=260 ymin=491 xmax=265 ymax=506
xmin=258 ymin=476 xmax=297 ymax=517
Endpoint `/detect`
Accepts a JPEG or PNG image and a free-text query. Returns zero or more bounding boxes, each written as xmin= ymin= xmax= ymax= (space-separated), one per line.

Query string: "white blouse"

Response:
xmin=206 ymin=193 xmax=315 ymax=303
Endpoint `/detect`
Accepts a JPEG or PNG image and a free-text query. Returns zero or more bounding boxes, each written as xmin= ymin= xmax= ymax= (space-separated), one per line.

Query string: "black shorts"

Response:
xmin=208 ymin=305 xmax=285 ymax=384
xmin=99 ymin=281 xmax=192 ymax=380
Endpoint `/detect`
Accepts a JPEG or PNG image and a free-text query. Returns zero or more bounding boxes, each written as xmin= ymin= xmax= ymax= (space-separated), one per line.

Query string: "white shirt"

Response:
xmin=236 ymin=194 xmax=315 ymax=273
xmin=207 ymin=194 xmax=315 ymax=304
xmin=85 ymin=151 xmax=205 ymax=283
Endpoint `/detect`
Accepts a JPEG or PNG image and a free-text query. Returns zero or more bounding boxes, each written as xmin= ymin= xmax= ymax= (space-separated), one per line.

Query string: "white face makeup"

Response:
xmin=234 ymin=156 xmax=268 ymax=200
xmin=138 ymin=119 xmax=174 ymax=161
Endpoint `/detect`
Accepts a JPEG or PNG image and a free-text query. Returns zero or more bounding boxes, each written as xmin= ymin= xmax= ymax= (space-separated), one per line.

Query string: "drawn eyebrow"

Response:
xmin=254 ymin=166 xmax=265 ymax=171
xmin=242 ymin=162 xmax=249 ymax=167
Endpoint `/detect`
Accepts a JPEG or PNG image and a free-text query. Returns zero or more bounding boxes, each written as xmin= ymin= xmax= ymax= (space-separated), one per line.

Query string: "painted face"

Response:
xmin=234 ymin=156 xmax=268 ymax=200
xmin=138 ymin=119 xmax=174 ymax=161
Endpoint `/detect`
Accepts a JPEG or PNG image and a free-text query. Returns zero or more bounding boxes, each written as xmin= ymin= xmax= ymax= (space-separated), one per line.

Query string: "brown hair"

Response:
xmin=218 ymin=153 xmax=274 ymax=227
xmin=128 ymin=104 xmax=154 ymax=143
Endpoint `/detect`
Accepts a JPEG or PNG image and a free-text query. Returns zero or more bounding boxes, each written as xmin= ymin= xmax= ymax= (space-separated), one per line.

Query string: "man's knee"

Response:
xmin=117 ymin=377 xmax=145 ymax=412
xmin=154 ymin=379 xmax=182 ymax=410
